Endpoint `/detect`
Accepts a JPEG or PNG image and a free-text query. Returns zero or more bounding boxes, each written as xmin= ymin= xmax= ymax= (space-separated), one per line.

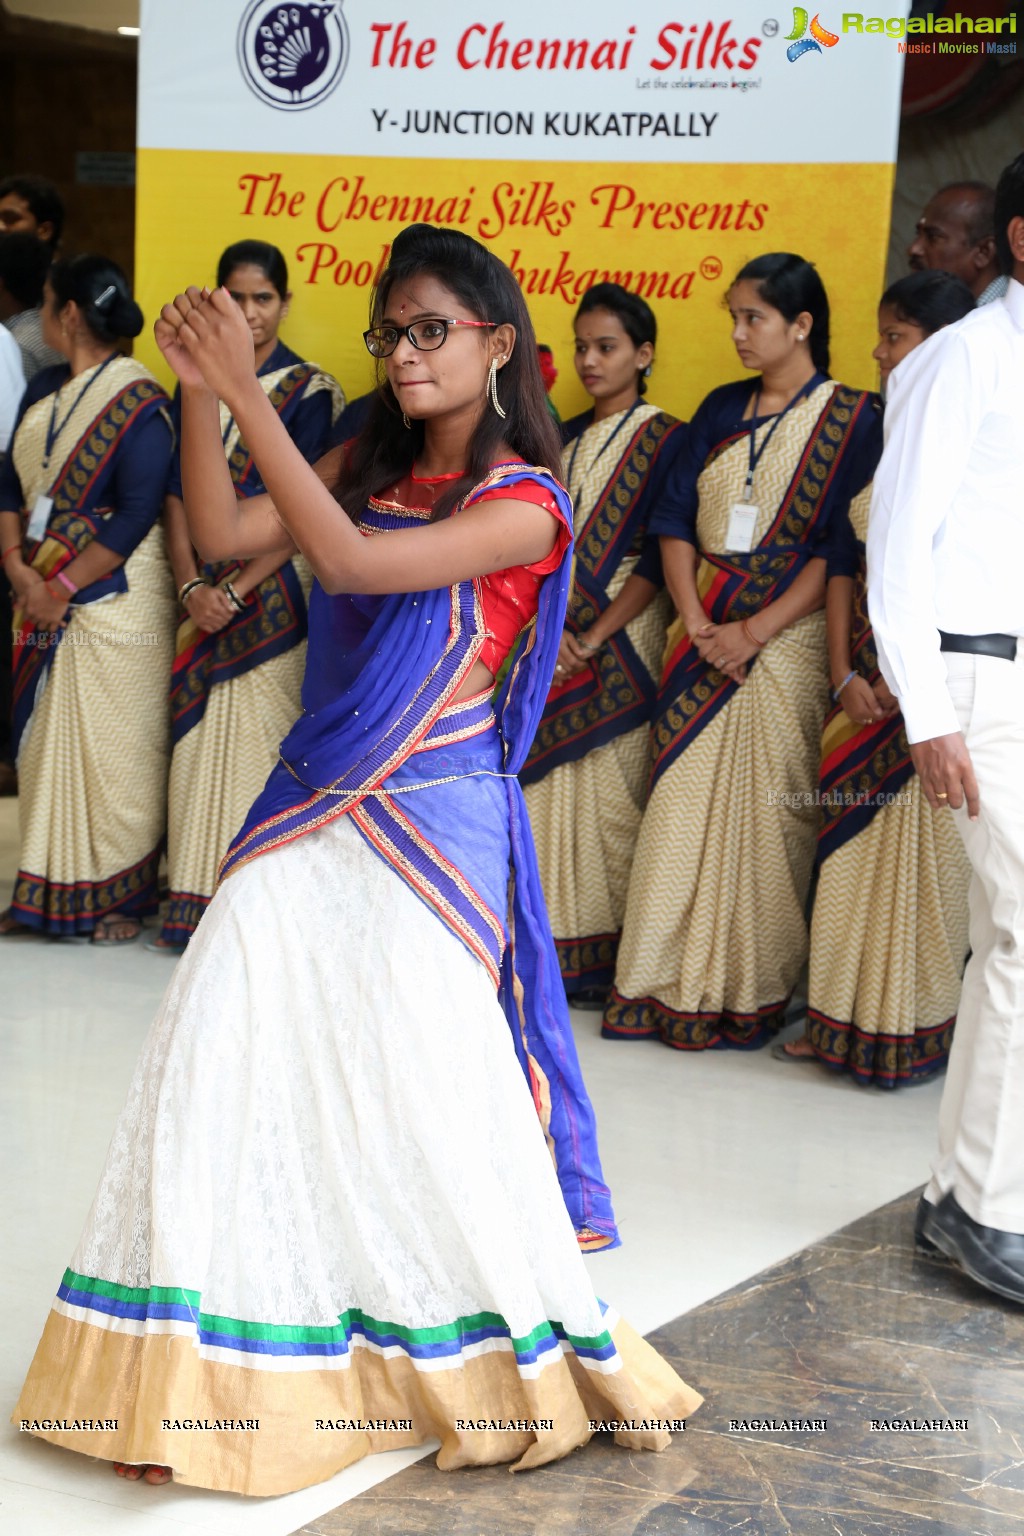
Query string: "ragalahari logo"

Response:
xmin=238 ymin=0 xmax=349 ymax=111
xmin=785 ymin=7 xmax=840 ymax=60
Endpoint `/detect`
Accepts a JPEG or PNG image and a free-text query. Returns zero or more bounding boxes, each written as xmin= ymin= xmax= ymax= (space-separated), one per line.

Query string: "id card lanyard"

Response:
xmin=27 ymin=354 xmax=118 ymax=543
xmin=725 ymin=376 xmax=818 ymax=553
xmin=42 ymin=353 xmax=118 ymax=472
xmin=565 ymin=398 xmax=643 ymax=503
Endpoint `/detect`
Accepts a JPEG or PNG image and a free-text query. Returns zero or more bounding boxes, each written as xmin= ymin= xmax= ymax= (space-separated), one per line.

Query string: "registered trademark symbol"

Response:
xmin=762 ymin=18 xmax=779 ymax=35
xmin=701 ymin=256 xmax=723 ymax=281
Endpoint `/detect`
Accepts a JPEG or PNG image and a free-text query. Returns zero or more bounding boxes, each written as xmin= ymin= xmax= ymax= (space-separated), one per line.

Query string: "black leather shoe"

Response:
xmin=922 ymin=1192 xmax=1024 ymax=1304
xmin=914 ymin=1194 xmax=938 ymax=1253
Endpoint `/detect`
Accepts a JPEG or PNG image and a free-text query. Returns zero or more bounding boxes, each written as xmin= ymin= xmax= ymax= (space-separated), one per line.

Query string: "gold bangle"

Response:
xmin=741 ymin=618 xmax=766 ymax=648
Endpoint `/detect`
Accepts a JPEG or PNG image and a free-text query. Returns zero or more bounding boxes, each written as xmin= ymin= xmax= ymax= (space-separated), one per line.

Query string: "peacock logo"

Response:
xmin=238 ymin=0 xmax=348 ymax=111
xmin=784 ymin=7 xmax=840 ymax=60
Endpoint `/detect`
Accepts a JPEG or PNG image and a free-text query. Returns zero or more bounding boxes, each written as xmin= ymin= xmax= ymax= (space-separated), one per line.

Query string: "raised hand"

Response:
xmin=155 ymin=287 xmax=212 ymax=390
xmin=162 ymin=286 xmax=256 ymax=408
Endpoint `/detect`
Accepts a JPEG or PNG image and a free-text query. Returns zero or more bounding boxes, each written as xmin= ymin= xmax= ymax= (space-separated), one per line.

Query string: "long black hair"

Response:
xmin=880 ymin=270 xmax=975 ymax=333
xmin=217 ymin=239 xmax=289 ymax=298
xmin=575 ymin=281 xmax=657 ymax=394
xmin=732 ymin=252 xmax=831 ymax=374
xmin=48 ymin=254 xmax=143 ymax=344
xmin=334 ymin=224 xmax=562 ymax=523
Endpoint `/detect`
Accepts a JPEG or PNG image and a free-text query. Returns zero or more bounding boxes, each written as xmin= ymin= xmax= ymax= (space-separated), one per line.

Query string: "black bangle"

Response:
xmin=178 ymin=576 xmax=208 ymax=607
xmin=223 ymin=580 xmax=247 ymax=614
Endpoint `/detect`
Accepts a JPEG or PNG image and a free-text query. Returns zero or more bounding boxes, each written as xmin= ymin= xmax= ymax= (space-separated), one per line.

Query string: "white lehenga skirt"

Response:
xmin=15 ymin=813 xmax=700 ymax=1496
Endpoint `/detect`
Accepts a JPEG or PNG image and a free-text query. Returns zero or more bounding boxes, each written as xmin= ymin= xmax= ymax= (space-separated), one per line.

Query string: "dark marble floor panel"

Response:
xmin=292 ymin=1189 xmax=1024 ymax=1536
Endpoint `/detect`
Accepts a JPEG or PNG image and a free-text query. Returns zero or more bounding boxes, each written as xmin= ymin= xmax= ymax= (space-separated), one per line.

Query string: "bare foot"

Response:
xmin=113 ymin=1461 xmax=172 ymax=1484
xmin=777 ymin=1037 xmax=815 ymax=1058
xmin=0 ymin=908 xmax=33 ymax=936
xmin=577 ymin=1226 xmax=614 ymax=1252
xmin=145 ymin=934 xmax=186 ymax=953
xmin=93 ymin=915 xmax=142 ymax=945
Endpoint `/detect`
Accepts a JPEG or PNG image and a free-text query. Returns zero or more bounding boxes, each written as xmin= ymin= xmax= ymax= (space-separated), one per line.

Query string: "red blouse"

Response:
xmin=381 ymin=466 xmax=570 ymax=676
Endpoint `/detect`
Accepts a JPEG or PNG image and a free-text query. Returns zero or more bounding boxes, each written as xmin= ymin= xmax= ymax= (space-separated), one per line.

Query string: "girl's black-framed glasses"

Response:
xmin=363 ymin=316 xmax=497 ymax=358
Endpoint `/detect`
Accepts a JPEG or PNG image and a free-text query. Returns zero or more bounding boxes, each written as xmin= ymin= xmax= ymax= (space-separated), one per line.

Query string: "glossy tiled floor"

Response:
xmin=0 ymin=796 xmax=954 ymax=1535
xmin=301 ymin=1192 xmax=1024 ymax=1536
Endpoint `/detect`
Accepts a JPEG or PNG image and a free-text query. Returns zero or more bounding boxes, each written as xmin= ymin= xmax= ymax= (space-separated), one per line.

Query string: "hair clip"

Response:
xmin=94 ymin=284 xmax=117 ymax=310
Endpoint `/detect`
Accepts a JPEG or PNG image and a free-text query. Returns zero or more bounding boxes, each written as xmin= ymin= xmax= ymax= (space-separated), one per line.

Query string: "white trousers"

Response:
xmin=925 ymin=645 xmax=1024 ymax=1232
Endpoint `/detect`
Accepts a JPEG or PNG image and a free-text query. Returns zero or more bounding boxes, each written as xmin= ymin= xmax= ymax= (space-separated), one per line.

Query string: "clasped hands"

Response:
xmin=553 ymin=629 xmax=598 ymax=682
xmin=691 ymin=620 xmax=759 ymax=684
xmin=14 ymin=566 xmax=68 ymax=632
xmin=184 ymin=582 xmax=237 ymax=635
xmin=837 ymin=673 xmax=899 ymax=728
xmin=154 ymin=285 xmax=256 ymax=402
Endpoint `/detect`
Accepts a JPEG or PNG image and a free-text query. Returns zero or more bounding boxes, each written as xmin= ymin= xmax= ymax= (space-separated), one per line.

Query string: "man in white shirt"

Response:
xmin=0 ymin=322 xmax=23 ymax=793
xmin=0 ymin=321 xmax=24 ymax=456
xmin=868 ymin=152 xmax=1024 ymax=1304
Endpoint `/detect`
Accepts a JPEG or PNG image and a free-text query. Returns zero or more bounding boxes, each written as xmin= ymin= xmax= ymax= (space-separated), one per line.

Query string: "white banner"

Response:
xmin=135 ymin=0 xmax=908 ymax=416
xmin=139 ymin=1 xmax=907 ymax=163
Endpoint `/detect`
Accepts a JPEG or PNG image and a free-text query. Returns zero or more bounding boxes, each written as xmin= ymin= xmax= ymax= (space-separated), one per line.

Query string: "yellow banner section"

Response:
xmin=136 ymin=149 xmax=893 ymax=420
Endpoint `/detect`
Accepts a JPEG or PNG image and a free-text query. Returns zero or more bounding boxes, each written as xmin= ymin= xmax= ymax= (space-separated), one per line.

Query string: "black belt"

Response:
xmin=939 ymin=630 xmax=1018 ymax=662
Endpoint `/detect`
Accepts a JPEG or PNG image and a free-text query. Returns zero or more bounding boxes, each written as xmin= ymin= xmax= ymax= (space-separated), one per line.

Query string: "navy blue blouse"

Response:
xmin=647 ymin=374 xmax=881 ymax=570
xmin=0 ymin=362 xmax=172 ymax=562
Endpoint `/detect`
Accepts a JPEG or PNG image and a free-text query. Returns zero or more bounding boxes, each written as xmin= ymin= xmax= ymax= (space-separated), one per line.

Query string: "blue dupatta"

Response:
xmin=220 ymin=464 xmax=619 ymax=1249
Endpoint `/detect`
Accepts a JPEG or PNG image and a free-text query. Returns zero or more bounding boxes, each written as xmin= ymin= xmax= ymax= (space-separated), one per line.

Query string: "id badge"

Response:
xmin=725 ymin=502 xmax=758 ymax=553
xmin=26 ymin=494 xmax=53 ymax=543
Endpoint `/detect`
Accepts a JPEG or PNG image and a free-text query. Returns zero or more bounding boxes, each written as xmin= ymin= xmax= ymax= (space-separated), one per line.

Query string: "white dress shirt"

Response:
xmin=867 ymin=277 xmax=1024 ymax=744
xmin=0 ymin=323 xmax=26 ymax=456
